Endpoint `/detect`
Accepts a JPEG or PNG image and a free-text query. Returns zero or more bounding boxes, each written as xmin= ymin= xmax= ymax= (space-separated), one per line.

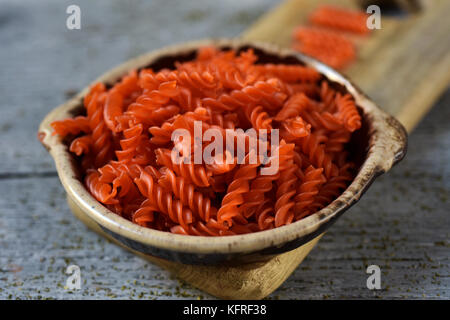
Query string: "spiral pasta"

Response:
xmin=293 ymin=26 xmax=356 ymax=70
xmin=336 ymin=93 xmax=362 ymax=132
xmin=309 ymin=5 xmax=370 ymax=35
xmin=294 ymin=165 xmax=326 ymax=220
xmin=51 ymin=116 xmax=90 ymax=137
xmin=291 ymin=5 xmax=373 ymax=70
xmin=50 ymin=46 xmax=361 ymax=236
xmin=134 ymin=166 xmax=194 ymax=231
xmin=274 ymin=142 xmax=297 ymax=227
xmin=217 ymin=151 xmax=260 ymax=226
xmin=158 ymin=167 xmax=217 ymax=222
xmin=86 ymin=87 xmax=114 ymax=168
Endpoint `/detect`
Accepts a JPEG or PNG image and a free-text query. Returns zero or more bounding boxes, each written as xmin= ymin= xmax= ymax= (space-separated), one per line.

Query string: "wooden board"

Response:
xmin=149 ymin=0 xmax=450 ymax=299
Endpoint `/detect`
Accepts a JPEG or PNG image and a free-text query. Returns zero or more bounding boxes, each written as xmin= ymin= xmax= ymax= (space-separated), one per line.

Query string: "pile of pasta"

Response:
xmin=51 ymin=47 xmax=362 ymax=236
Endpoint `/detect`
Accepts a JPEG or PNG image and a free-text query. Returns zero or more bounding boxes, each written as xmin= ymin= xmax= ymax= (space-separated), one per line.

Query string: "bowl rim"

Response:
xmin=38 ymin=38 xmax=407 ymax=255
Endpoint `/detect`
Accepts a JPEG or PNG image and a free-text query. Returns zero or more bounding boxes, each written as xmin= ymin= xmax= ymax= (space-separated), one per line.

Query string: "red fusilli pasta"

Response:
xmin=291 ymin=5 xmax=373 ymax=70
xmin=49 ymin=46 xmax=361 ymax=236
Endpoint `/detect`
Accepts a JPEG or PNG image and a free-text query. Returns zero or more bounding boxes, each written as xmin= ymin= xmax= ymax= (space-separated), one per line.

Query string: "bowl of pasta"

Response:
xmin=38 ymin=39 xmax=407 ymax=265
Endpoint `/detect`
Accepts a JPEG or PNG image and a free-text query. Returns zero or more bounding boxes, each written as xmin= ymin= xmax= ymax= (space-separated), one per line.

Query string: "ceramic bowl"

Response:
xmin=38 ymin=39 xmax=407 ymax=265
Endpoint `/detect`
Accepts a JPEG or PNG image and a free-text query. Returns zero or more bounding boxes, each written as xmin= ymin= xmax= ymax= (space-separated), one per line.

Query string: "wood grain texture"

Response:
xmin=0 ymin=0 xmax=448 ymax=300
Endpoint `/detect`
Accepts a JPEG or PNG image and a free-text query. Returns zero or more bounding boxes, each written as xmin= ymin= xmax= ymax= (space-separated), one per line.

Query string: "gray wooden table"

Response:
xmin=0 ymin=0 xmax=448 ymax=300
